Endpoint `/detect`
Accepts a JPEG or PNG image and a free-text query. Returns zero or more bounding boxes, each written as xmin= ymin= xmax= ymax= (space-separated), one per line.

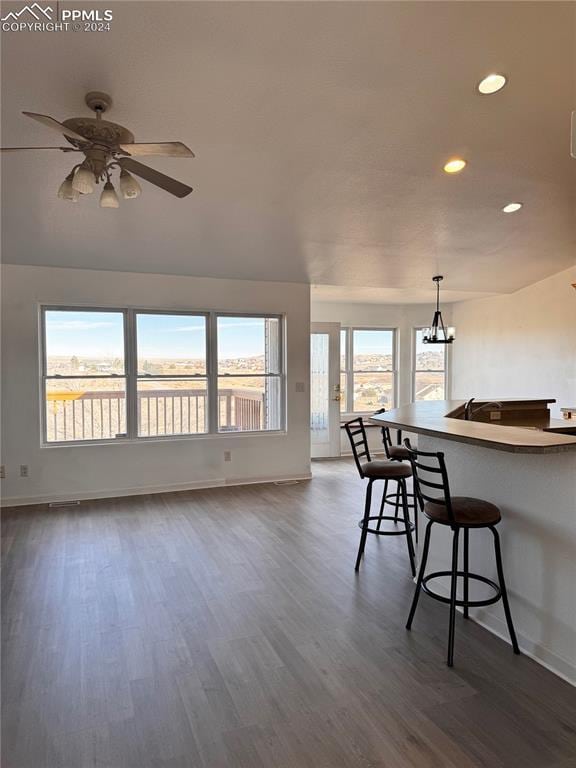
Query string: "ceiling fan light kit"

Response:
xmin=2 ymin=92 xmax=194 ymax=209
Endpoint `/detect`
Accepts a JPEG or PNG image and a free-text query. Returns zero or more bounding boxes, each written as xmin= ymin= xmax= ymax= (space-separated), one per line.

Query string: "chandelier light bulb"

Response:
xmin=100 ymin=180 xmax=120 ymax=208
xmin=72 ymin=163 xmax=95 ymax=195
xmin=57 ymin=171 xmax=79 ymax=202
xmin=119 ymin=169 xmax=142 ymax=199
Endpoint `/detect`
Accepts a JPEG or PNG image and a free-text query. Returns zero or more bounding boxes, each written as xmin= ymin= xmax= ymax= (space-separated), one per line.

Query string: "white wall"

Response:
xmin=451 ymin=267 xmax=576 ymax=418
xmin=1 ymin=265 xmax=311 ymax=506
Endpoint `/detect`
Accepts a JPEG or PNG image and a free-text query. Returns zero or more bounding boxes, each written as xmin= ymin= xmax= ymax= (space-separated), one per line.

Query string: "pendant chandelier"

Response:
xmin=423 ymin=276 xmax=455 ymax=344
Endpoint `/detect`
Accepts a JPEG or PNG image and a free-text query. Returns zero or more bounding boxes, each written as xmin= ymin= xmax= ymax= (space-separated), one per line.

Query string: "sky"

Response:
xmin=45 ymin=311 xmax=418 ymax=362
xmin=45 ymin=311 xmax=272 ymax=360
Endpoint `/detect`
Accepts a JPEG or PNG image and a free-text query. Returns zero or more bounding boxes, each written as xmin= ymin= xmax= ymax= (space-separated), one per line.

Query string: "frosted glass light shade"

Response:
xmin=119 ymin=169 xmax=141 ymax=199
xmin=57 ymin=173 xmax=79 ymax=202
xmin=72 ymin=165 xmax=95 ymax=195
xmin=100 ymin=181 xmax=120 ymax=208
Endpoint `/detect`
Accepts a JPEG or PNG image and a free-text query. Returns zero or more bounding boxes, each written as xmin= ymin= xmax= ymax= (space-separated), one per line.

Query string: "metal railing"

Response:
xmin=46 ymin=388 xmax=264 ymax=441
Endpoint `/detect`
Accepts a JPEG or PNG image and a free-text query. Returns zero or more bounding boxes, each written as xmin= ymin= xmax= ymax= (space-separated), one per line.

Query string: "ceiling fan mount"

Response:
xmin=1 ymin=91 xmax=195 ymax=206
xmin=84 ymin=90 xmax=113 ymax=114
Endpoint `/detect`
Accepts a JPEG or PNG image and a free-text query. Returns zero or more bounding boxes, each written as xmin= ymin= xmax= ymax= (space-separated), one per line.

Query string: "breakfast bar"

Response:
xmin=371 ymin=400 xmax=576 ymax=683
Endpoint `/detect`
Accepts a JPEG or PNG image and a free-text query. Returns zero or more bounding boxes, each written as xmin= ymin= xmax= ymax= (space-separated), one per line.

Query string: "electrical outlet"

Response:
xmin=224 ymin=451 xmax=232 ymax=462
xmin=0 ymin=465 xmax=5 ymax=479
xmin=20 ymin=464 xmax=29 ymax=478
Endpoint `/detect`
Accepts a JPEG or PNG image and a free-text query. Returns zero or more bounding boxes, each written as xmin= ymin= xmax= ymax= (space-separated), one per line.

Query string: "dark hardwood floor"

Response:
xmin=2 ymin=459 xmax=576 ymax=768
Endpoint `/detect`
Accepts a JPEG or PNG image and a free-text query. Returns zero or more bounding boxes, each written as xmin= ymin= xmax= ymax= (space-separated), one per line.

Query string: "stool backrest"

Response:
xmin=373 ymin=407 xmax=394 ymax=459
xmin=344 ymin=417 xmax=371 ymax=478
xmin=403 ymin=439 xmax=455 ymax=524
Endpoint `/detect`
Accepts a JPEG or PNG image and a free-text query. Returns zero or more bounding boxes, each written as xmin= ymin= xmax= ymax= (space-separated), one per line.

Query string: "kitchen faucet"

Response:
xmin=464 ymin=398 xmax=503 ymax=421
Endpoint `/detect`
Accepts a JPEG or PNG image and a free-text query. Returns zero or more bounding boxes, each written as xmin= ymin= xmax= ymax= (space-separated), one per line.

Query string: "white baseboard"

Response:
xmin=471 ymin=611 xmax=576 ymax=687
xmin=429 ymin=579 xmax=576 ymax=686
xmin=0 ymin=472 xmax=313 ymax=509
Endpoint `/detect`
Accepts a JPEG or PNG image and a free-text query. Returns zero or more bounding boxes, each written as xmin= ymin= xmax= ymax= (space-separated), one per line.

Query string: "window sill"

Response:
xmin=41 ymin=429 xmax=288 ymax=448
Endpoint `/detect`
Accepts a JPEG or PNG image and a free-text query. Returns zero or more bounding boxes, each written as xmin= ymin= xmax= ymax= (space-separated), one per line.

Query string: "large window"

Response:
xmin=413 ymin=328 xmax=446 ymax=401
xmin=41 ymin=307 xmax=284 ymax=443
xmin=340 ymin=328 xmax=396 ymax=414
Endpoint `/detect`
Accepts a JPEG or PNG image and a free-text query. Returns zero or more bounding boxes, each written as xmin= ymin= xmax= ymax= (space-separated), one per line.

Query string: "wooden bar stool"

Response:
xmin=374 ymin=408 xmax=419 ymax=541
xmin=344 ymin=418 xmax=416 ymax=576
xmin=403 ymin=439 xmax=520 ymax=667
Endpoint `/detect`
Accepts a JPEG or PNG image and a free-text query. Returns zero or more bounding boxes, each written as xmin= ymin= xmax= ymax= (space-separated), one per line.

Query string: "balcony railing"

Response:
xmin=46 ymin=388 xmax=265 ymax=442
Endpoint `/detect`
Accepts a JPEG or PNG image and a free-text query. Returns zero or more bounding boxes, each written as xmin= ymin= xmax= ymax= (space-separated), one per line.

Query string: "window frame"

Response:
xmin=411 ymin=326 xmax=448 ymax=402
xmin=340 ymin=326 xmax=398 ymax=417
xmin=40 ymin=305 xmax=286 ymax=446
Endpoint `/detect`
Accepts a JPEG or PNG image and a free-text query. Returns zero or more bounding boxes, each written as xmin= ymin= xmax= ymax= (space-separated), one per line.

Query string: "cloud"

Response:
xmin=170 ymin=320 xmax=264 ymax=332
xmin=46 ymin=320 xmax=115 ymax=331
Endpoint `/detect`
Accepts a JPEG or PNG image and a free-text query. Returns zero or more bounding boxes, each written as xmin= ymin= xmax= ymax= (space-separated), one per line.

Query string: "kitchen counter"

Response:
xmin=370 ymin=399 xmax=576 ymax=453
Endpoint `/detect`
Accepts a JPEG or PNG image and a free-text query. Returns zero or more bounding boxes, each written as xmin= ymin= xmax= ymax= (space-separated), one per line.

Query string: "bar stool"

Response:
xmin=344 ymin=418 xmax=416 ymax=576
xmin=374 ymin=408 xmax=419 ymax=541
xmin=403 ymin=440 xmax=520 ymax=667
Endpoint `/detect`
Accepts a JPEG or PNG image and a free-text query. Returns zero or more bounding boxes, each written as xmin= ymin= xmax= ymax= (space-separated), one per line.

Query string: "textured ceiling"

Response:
xmin=1 ymin=1 xmax=575 ymax=300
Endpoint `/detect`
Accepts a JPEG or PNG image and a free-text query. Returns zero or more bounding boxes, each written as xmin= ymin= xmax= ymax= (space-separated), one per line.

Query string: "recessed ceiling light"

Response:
xmin=502 ymin=202 xmax=523 ymax=213
xmin=443 ymin=158 xmax=467 ymax=174
xmin=478 ymin=73 xmax=507 ymax=94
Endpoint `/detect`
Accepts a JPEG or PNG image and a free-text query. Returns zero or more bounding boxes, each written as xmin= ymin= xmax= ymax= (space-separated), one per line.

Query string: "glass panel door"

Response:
xmin=310 ymin=323 xmax=341 ymax=458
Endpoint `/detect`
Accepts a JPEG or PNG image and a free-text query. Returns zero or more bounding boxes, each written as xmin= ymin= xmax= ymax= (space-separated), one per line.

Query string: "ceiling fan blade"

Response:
xmin=119 ymin=142 xmax=195 ymax=158
xmin=119 ymin=157 xmax=193 ymax=198
xmin=1 ymin=146 xmax=79 ymax=152
xmin=22 ymin=112 xmax=87 ymax=143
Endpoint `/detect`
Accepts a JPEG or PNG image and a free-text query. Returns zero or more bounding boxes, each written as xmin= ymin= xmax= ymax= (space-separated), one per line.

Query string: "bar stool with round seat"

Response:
xmin=403 ymin=439 xmax=520 ymax=667
xmin=373 ymin=408 xmax=419 ymax=540
xmin=344 ymin=417 xmax=416 ymax=576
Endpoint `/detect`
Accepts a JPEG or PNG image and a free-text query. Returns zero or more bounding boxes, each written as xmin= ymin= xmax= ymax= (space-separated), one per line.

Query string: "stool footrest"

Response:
xmin=384 ymin=492 xmax=415 ymax=508
xmin=421 ymin=571 xmax=501 ymax=607
xmin=357 ymin=515 xmax=415 ymax=536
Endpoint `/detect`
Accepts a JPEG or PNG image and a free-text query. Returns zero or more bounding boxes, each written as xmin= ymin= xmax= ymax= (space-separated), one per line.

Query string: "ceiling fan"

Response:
xmin=0 ymin=91 xmax=194 ymax=207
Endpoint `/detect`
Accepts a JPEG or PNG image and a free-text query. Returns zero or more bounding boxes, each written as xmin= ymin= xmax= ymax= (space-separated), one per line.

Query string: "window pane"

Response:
xmin=353 ymin=372 xmax=394 ymax=412
xmin=353 ymin=330 xmax=394 ymax=371
xmin=137 ymin=379 xmax=207 ymax=436
xmin=340 ymin=329 xmax=347 ymax=371
xmin=414 ymin=371 xmax=445 ymax=401
xmin=415 ymin=329 xmax=445 ymax=371
xmin=136 ymin=314 xmax=206 ymax=376
xmin=217 ymin=317 xmax=280 ymax=375
xmin=218 ymin=376 xmax=281 ymax=432
xmin=45 ymin=378 xmax=126 ymax=442
xmin=340 ymin=372 xmax=347 ymax=412
xmin=311 ymin=334 xmax=329 ymax=438
xmin=45 ymin=310 xmax=125 ymax=376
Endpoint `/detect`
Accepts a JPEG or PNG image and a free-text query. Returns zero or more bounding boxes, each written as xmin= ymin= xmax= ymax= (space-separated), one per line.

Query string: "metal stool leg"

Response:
xmin=447 ymin=527 xmax=460 ymax=667
xmin=406 ymin=520 xmax=433 ymax=629
xmin=355 ymin=479 xmax=373 ymax=571
xmin=412 ymin=481 xmax=419 ymax=543
xmin=376 ymin=479 xmax=388 ymax=531
xmin=393 ymin=483 xmax=401 ymax=523
xmin=400 ymin=479 xmax=416 ymax=577
xmin=463 ymin=528 xmax=469 ymax=619
xmin=491 ymin=527 xmax=520 ymax=654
